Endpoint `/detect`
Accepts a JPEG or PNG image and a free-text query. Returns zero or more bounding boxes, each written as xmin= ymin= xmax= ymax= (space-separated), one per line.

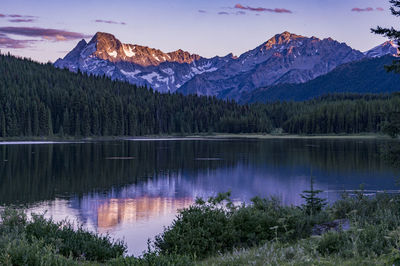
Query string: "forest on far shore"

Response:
xmin=1 ymin=53 xmax=400 ymax=138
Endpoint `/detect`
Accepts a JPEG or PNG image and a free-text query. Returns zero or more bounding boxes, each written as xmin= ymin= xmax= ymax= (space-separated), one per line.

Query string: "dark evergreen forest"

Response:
xmin=1 ymin=53 xmax=399 ymax=137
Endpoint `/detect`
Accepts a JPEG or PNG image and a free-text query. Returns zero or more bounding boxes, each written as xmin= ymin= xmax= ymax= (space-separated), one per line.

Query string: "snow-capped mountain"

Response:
xmin=55 ymin=32 xmax=396 ymax=101
xmin=364 ymin=40 xmax=399 ymax=58
xmin=54 ymin=32 xmax=235 ymax=92
xmin=178 ymin=32 xmax=364 ymax=100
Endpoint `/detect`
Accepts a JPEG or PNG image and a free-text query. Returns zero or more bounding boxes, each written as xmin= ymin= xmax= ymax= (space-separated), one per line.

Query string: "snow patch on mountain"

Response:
xmin=123 ymin=45 xmax=135 ymax=57
xmin=108 ymin=51 xmax=117 ymax=58
xmin=161 ymin=68 xmax=174 ymax=75
xmin=142 ymin=72 xmax=162 ymax=83
xmin=120 ymin=69 xmax=141 ymax=78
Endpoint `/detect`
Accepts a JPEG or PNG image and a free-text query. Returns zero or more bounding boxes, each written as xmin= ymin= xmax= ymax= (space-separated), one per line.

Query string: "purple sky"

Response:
xmin=0 ymin=0 xmax=397 ymax=62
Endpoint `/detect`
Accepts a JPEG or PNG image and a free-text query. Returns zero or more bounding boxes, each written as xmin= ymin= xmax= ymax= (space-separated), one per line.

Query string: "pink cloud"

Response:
xmin=8 ymin=19 xmax=35 ymax=23
xmin=0 ymin=34 xmax=37 ymax=48
xmin=8 ymin=14 xmax=35 ymax=18
xmin=0 ymin=27 xmax=90 ymax=41
xmin=235 ymin=4 xmax=292 ymax=13
xmin=94 ymin=19 xmax=126 ymax=25
xmin=351 ymin=7 xmax=378 ymax=12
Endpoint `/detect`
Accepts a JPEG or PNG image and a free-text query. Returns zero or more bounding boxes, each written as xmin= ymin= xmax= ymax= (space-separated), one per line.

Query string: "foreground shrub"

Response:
xmin=317 ymin=231 xmax=350 ymax=256
xmin=0 ymin=236 xmax=77 ymax=266
xmin=154 ymin=192 xmax=236 ymax=258
xmin=0 ymin=208 xmax=126 ymax=264
xmin=24 ymin=214 xmax=126 ymax=262
xmin=154 ymin=192 xmax=322 ymax=258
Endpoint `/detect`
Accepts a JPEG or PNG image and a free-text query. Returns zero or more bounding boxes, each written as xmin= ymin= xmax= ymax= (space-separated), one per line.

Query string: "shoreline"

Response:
xmin=0 ymin=133 xmax=393 ymax=142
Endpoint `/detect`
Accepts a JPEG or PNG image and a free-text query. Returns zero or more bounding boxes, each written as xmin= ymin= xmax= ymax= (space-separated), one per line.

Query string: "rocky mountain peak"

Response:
xmin=88 ymin=32 xmax=123 ymax=62
xmin=263 ymin=31 xmax=305 ymax=48
xmin=61 ymin=39 xmax=87 ymax=62
xmin=90 ymin=32 xmax=118 ymax=43
xmin=365 ymin=40 xmax=399 ymax=58
xmin=179 ymin=32 xmax=365 ymax=100
xmin=76 ymin=39 xmax=88 ymax=48
xmin=166 ymin=49 xmax=201 ymax=64
xmin=82 ymin=32 xmax=202 ymax=66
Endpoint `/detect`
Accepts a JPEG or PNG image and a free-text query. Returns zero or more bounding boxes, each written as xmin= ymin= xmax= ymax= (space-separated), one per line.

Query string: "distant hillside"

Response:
xmin=242 ymin=56 xmax=400 ymax=103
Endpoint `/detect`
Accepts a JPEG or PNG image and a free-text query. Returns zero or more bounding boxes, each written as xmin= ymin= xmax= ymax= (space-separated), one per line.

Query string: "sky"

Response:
xmin=0 ymin=0 xmax=398 ymax=62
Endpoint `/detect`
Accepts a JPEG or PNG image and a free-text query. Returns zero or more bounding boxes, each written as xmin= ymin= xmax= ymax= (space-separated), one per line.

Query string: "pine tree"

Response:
xmin=32 ymin=104 xmax=39 ymax=136
xmin=371 ymin=0 xmax=400 ymax=73
xmin=47 ymin=108 xmax=53 ymax=136
xmin=63 ymin=109 xmax=70 ymax=136
xmin=0 ymin=110 xmax=5 ymax=137
xmin=75 ymin=113 xmax=81 ymax=137
xmin=300 ymin=175 xmax=327 ymax=216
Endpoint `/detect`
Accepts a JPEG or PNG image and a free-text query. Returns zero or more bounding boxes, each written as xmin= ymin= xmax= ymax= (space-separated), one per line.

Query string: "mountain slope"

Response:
xmin=54 ymin=32 xmax=234 ymax=92
xmin=178 ymin=32 xmax=364 ymax=100
xmin=241 ymin=55 xmax=400 ymax=103
xmin=364 ymin=41 xmax=398 ymax=58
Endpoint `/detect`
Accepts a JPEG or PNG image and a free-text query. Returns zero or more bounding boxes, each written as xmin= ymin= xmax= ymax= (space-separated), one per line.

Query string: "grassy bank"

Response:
xmin=2 ymin=191 xmax=400 ymax=265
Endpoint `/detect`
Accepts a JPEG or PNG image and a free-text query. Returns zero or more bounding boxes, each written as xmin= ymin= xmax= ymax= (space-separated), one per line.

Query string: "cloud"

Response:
xmin=8 ymin=19 xmax=35 ymax=23
xmin=234 ymin=4 xmax=292 ymax=13
xmin=198 ymin=10 xmax=207 ymax=13
xmin=94 ymin=19 xmax=126 ymax=25
xmin=218 ymin=11 xmax=230 ymax=15
xmin=0 ymin=14 xmax=36 ymax=18
xmin=0 ymin=35 xmax=37 ymax=48
xmin=0 ymin=27 xmax=90 ymax=41
xmin=351 ymin=7 xmax=384 ymax=12
xmin=236 ymin=11 xmax=246 ymax=15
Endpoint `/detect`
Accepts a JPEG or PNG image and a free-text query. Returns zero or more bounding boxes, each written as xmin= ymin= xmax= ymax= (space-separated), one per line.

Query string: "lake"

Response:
xmin=0 ymin=137 xmax=398 ymax=255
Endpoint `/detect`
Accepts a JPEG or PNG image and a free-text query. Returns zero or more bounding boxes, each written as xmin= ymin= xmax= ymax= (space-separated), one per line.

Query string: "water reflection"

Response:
xmin=0 ymin=138 xmax=398 ymax=255
xmin=96 ymin=197 xmax=193 ymax=231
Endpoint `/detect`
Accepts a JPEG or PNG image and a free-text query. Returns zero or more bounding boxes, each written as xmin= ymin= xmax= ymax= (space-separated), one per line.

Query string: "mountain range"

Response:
xmin=54 ymin=32 xmax=399 ymax=102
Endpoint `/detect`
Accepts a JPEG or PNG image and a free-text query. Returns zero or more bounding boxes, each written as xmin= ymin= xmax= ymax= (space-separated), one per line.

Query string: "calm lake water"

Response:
xmin=0 ymin=138 xmax=398 ymax=255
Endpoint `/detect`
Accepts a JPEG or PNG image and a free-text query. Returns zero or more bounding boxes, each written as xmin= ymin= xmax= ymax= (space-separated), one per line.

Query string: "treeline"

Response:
xmin=0 ymin=54 xmax=272 ymax=137
xmin=1 ymin=53 xmax=400 ymax=137
xmin=262 ymin=94 xmax=400 ymax=134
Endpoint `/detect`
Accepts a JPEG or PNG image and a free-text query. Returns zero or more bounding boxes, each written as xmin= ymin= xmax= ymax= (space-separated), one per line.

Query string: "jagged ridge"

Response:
xmin=54 ymin=31 xmax=398 ymax=100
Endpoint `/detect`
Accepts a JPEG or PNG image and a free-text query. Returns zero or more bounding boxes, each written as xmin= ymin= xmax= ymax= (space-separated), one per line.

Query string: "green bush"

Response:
xmin=0 ymin=208 xmax=126 ymax=264
xmin=154 ymin=192 xmax=320 ymax=258
xmin=317 ymin=231 xmax=350 ymax=256
xmin=0 ymin=236 xmax=77 ymax=266
xmin=25 ymin=214 xmax=126 ymax=262
xmin=154 ymin=192 xmax=236 ymax=258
